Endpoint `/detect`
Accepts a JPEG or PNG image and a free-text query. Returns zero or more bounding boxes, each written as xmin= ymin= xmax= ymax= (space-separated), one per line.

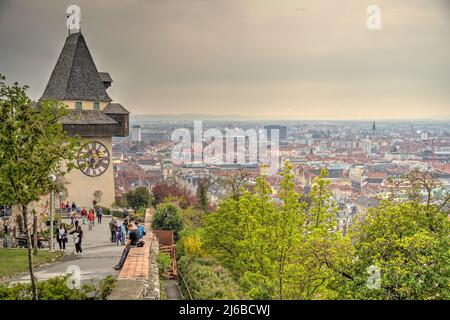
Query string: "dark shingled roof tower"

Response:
xmin=39 ymin=31 xmax=129 ymax=137
xmin=40 ymin=32 xmax=112 ymax=102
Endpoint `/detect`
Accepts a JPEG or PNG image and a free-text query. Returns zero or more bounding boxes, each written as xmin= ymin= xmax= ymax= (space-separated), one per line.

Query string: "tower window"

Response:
xmin=94 ymin=102 xmax=100 ymax=110
xmin=75 ymin=101 xmax=82 ymax=110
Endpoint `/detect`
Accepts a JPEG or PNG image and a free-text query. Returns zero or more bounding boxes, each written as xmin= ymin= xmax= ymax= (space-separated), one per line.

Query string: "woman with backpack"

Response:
xmin=69 ymin=225 xmax=83 ymax=254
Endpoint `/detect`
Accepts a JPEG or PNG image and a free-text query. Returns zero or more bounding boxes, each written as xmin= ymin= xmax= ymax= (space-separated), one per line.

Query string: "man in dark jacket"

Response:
xmin=114 ymin=222 xmax=139 ymax=270
xmin=109 ymin=217 xmax=117 ymax=242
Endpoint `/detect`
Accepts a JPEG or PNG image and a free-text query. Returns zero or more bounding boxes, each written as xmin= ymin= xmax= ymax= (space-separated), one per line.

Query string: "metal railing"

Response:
xmin=177 ymin=270 xmax=193 ymax=300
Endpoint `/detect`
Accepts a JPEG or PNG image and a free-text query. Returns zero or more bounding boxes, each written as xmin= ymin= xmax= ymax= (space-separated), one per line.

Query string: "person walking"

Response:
xmin=120 ymin=221 xmax=127 ymax=245
xmin=70 ymin=210 xmax=75 ymax=226
xmin=116 ymin=227 xmax=122 ymax=246
xmin=87 ymin=209 xmax=95 ymax=231
xmin=123 ymin=208 xmax=129 ymax=220
xmin=70 ymin=225 xmax=83 ymax=254
xmin=81 ymin=207 xmax=87 ymax=225
xmin=74 ymin=211 xmax=80 ymax=229
xmin=56 ymin=223 xmax=68 ymax=250
xmin=71 ymin=202 xmax=76 ymax=212
xmin=96 ymin=206 xmax=103 ymax=224
xmin=114 ymin=222 xmax=139 ymax=270
xmin=109 ymin=217 xmax=117 ymax=243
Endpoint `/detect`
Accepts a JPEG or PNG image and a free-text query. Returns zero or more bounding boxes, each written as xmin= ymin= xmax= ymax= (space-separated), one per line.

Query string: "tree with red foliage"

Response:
xmin=152 ymin=181 xmax=197 ymax=209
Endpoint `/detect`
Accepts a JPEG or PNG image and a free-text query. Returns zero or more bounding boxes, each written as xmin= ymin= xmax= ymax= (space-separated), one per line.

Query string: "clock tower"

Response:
xmin=40 ymin=30 xmax=129 ymax=208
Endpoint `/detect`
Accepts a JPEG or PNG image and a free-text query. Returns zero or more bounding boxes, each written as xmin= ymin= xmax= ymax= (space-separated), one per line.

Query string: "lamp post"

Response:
xmin=59 ymin=192 xmax=63 ymax=218
xmin=49 ymin=174 xmax=56 ymax=251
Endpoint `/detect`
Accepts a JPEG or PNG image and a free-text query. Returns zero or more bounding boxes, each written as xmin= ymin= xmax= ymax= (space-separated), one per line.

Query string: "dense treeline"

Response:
xmin=167 ymin=163 xmax=448 ymax=300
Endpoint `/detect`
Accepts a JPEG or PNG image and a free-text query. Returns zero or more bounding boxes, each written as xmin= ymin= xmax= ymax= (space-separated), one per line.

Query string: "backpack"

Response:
xmin=136 ymin=240 xmax=145 ymax=247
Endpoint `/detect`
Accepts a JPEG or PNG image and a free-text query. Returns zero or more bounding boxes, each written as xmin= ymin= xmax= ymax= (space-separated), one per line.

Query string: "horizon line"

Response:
xmin=130 ymin=113 xmax=450 ymax=122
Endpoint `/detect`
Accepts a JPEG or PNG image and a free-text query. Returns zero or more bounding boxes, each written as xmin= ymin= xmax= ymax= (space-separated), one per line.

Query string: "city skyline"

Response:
xmin=0 ymin=0 xmax=449 ymax=119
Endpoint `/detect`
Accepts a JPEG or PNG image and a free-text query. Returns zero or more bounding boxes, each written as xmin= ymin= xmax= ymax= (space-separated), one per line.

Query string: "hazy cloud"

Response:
xmin=0 ymin=0 xmax=449 ymax=119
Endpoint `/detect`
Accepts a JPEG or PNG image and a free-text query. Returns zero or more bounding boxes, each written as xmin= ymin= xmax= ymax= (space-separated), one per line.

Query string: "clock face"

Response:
xmin=77 ymin=141 xmax=110 ymax=177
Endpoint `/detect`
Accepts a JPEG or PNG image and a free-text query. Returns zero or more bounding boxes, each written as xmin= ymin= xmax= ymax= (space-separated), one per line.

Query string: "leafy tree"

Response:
xmin=204 ymin=164 xmax=353 ymax=299
xmin=204 ymin=162 xmax=309 ymax=299
xmin=152 ymin=181 xmax=196 ymax=208
xmin=196 ymin=176 xmax=218 ymax=213
xmin=200 ymin=164 xmax=450 ymax=300
xmin=0 ymin=75 xmax=79 ymax=300
xmin=125 ymin=186 xmax=152 ymax=213
xmin=239 ymin=272 xmax=275 ymax=300
xmin=152 ymin=203 xmax=183 ymax=238
xmin=180 ymin=206 xmax=204 ymax=230
xmin=218 ymin=168 xmax=250 ymax=201
xmin=289 ymin=169 xmax=354 ymax=299
xmin=201 ymin=197 xmax=244 ymax=269
xmin=337 ymin=201 xmax=450 ymax=299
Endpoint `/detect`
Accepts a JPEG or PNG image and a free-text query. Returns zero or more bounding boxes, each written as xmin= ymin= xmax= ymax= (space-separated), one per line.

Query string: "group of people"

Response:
xmin=55 ymin=201 xmax=105 ymax=254
xmin=55 ymin=204 xmax=146 ymax=270
xmin=55 ymin=222 xmax=84 ymax=254
xmin=108 ymin=216 xmax=146 ymax=246
xmin=113 ymin=217 xmax=147 ymax=270
xmin=62 ymin=202 xmax=103 ymax=230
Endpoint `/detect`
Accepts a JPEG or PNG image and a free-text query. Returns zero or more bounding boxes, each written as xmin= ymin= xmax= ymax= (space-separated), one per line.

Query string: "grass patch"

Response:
xmin=0 ymin=249 xmax=63 ymax=278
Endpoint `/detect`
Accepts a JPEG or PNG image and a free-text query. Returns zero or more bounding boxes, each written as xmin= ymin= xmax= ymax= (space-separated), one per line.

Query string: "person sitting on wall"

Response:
xmin=113 ymin=222 xmax=139 ymax=270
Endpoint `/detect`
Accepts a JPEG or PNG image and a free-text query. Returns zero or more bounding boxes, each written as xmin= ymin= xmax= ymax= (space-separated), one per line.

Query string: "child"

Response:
xmin=116 ymin=228 xmax=122 ymax=246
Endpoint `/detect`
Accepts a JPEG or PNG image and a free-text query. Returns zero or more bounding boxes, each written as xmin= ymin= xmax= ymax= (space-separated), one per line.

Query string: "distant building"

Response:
xmin=354 ymin=196 xmax=379 ymax=215
xmin=142 ymin=132 xmax=170 ymax=144
xmin=264 ymin=125 xmax=288 ymax=141
xmin=421 ymin=131 xmax=429 ymax=141
xmin=131 ymin=125 xmax=142 ymax=142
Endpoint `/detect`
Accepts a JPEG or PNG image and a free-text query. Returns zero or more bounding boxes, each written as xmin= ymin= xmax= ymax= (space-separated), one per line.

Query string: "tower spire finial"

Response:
xmin=66 ymin=5 xmax=81 ymax=35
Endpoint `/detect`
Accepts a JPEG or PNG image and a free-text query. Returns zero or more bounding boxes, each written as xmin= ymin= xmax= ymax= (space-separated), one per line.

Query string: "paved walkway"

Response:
xmin=165 ymin=279 xmax=182 ymax=300
xmin=12 ymin=216 xmax=124 ymax=286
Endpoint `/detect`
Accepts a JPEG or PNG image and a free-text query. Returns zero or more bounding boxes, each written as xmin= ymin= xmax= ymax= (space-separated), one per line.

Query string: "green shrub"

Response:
xmin=100 ymin=206 xmax=111 ymax=216
xmin=157 ymin=252 xmax=172 ymax=276
xmin=126 ymin=187 xmax=152 ymax=212
xmin=111 ymin=210 xmax=124 ymax=219
xmin=178 ymin=256 xmax=246 ymax=300
xmin=152 ymin=203 xmax=183 ymax=239
xmin=97 ymin=275 xmax=116 ymax=300
xmin=0 ymin=275 xmax=94 ymax=300
xmin=178 ymin=228 xmax=205 ymax=258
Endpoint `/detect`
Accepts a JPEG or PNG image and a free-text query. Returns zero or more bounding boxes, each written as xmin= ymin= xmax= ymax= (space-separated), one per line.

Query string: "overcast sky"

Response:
xmin=0 ymin=0 xmax=449 ymax=120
